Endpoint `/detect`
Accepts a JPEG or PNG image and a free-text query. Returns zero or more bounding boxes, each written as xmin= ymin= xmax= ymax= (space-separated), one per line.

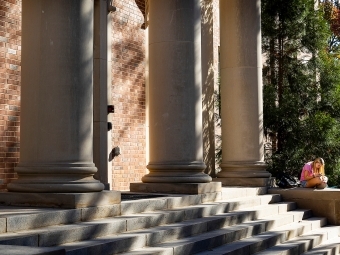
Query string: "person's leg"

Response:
xmin=300 ymin=180 xmax=307 ymax=188
xmin=305 ymin=177 xmax=323 ymax=188
xmin=316 ymin=182 xmax=327 ymax=189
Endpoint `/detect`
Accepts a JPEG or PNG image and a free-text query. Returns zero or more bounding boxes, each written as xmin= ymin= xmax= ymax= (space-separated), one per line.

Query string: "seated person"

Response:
xmin=300 ymin=157 xmax=327 ymax=189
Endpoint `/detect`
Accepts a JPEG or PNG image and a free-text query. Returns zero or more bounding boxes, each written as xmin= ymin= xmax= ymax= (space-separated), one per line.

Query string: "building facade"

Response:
xmin=0 ymin=0 xmax=269 ymax=193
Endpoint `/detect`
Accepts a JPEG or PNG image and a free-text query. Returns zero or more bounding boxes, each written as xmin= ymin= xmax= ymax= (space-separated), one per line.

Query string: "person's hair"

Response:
xmin=312 ymin=157 xmax=325 ymax=175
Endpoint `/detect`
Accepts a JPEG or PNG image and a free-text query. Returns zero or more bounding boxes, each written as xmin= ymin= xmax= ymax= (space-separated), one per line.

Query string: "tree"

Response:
xmin=262 ymin=0 xmax=340 ymax=186
xmin=322 ymin=0 xmax=340 ymax=54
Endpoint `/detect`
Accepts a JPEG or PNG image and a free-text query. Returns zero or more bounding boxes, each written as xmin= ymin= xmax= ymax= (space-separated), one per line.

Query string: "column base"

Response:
xmin=214 ymin=177 xmax=271 ymax=187
xmin=0 ymin=190 xmax=120 ymax=209
xmin=130 ymin=182 xmax=221 ymax=194
xmin=142 ymin=173 xmax=212 ymax=183
xmin=217 ymin=161 xmax=270 ymax=178
xmin=144 ymin=162 xmax=212 ymax=183
xmin=8 ymin=164 xmax=105 ymax=193
xmin=7 ymin=182 xmax=105 ymax=193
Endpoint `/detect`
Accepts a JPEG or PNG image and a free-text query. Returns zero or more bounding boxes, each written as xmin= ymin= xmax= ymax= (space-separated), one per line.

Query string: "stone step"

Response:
xmin=258 ymin=210 xmax=314 ymax=230
xmin=255 ymin=225 xmax=340 ymax=255
xmin=0 ymin=192 xmax=279 ymax=234
xmin=0 ymin=193 xmax=210 ymax=234
xmin=0 ymin=206 xmax=83 ymax=233
xmin=0 ymin=198 xmax=293 ymax=248
xmin=113 ymin=247 xmax=173 ymax=255
xmin=118 ymin=214 xmax=320 ymax=255
xmin=62 ymin=220 xmax=269 ymax=255
xmin=153 ymin=220 xmax=270 ymax=254
xmin=217 ymin=194 xmax=282 ymax=211
xmin=233 ymin=202 xmax=298 ymax=219
xmin=0 ymin=193 xmax=281 ymax=235
xmin=220 ymin=187 xmax=268 ymax=200
xmin=121 ymin=209 xmax=311 ymax=248
xmin=164 ymin=196 xmax=283 ymax=221
xmin=0 ymin=245 xmax=65 ymax=255
xmin=0 ymin=196 xmax=284 ymax=246
xmin=0 ymin=188 xmax=327 ymax=255
xmin=194 ymin=217 xmax=329 ymax=255
xmin=301 ymin=236 xmax=340 ymax=255
xmin=53 ymin=206 xmax=308 ymax=254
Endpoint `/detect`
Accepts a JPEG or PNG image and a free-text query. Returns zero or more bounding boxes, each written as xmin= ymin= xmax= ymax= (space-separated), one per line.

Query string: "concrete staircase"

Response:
xmin=0 ymin=187 xmax=339 ymax=255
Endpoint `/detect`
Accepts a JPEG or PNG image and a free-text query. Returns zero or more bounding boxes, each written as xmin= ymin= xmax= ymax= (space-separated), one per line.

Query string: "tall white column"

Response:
xmin=217 ymin=0 xmax=270 ymax=185
xmin=8 ymin=0 xmax=104 ymax=192
xmin=142 ymin=0 xmax=211 ymax=183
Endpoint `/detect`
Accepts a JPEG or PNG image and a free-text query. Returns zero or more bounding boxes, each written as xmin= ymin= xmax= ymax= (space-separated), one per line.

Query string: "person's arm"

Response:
xmin=303 ymin=167 xmax=315 ymax=180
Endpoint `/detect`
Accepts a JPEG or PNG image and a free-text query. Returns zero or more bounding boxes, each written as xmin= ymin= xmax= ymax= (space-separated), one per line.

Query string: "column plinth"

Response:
xmin=8 ymin=164 xmax=103 ymax=193
xmin=218 ymin=161 xmax=269 ymax=178
xmin=143 ymin=162 xmax=211 ymax=183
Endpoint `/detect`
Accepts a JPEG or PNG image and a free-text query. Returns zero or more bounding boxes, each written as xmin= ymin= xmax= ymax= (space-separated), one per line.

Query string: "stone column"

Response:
xmin=217 ymin=0 xmax=271 ymax=186
xmin=93 ymin=0 xmax=113 ymax=190
xmin=141 ymin=0 xmax=211 ymax=184
xmin=7 ymin=0 xmax=104 ymax=193
xmin=201 ymin=0 xmax=216 ymax=177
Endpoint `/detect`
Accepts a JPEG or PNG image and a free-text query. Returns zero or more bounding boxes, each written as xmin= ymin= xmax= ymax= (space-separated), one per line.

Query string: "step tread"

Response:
xmin=174 ymin=194 xmax=281 ymax=212
xmin=122 ymin=228 xmax=285 ymax=255
xmin=0 ymin=205 xmax=67 ymax=215
xmin=0 ymin=191 xmax=308 ymax=255
xmin=0 ymin=199 xmax=301 ymax=251
xmin=259 ymin=209 xmax=313 ymax=224
xmin=194 ymin=218 xmax=328 ymax=255
xmin=0 ymin=244 xmax=66 ymax=255
xmin=254 ymin=225 xmax=340 ymax=255
xmin=234 ymin=201 xmax=296 ymax=212
xmin=0 ymin=197 xmax=294 ymax=246
xmin=218 ymin=194 xmax=279 ymax=203
xmin=60 ymin=220 xmax=267 ymax=254
xmin=112 ymin=247 xmax=173 ymax=255
xmin=301 ymin=236 xmax=340 ymax=255
xmin=60 ymin=233 xmax=147 ymax=254
xmin=0 ymin=193 xmax=282 ymax=234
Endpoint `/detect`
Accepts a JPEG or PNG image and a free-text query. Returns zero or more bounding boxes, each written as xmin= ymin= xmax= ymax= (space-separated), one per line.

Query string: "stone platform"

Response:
xmin=0 ymin=190 xmax=121 ymax=209
xmin=268 ymin=187 xmax=340 ymax=225
xmin=213 ymin=177 xmax=272 ymax=187
xmin=130 ymin=182 xmax=221 ymax=194
xmin=0 ymin=187 xmax=338 ymax=254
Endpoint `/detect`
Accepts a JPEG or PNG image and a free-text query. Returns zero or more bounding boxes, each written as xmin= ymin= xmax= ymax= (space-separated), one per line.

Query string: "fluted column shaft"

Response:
xmin=217 ymin=0 xmax=270 ymax=179
xmin=8 ymin=0 xmax=104 ymax=192
xmin=143 ymin=0 xmax=211 ymax=183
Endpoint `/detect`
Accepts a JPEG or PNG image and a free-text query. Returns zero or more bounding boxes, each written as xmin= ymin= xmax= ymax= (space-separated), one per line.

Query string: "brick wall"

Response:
xmin=0 ymin=0 xmax=21 ymax=191
xmin=110 ymin=0 xmax=147 ymax=191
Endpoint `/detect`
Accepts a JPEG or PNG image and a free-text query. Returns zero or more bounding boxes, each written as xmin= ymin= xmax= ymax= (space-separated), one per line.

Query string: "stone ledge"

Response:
xmin=130 ymin=182 xmax=222 ymax=194
xmin=268 ymin=187 xmax=340 ymax=225
xmin=0 ymin=191 xmax=121 ymax=209
xmin=0 ymin=245 xmax=65 ymax=255
xmin=213 ymin=177 xmax=271 ymax=187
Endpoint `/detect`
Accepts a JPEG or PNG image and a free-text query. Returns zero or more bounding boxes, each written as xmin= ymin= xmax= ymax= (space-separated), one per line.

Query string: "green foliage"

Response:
xmin=262 ymin=0 xmax=340 ymax=186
